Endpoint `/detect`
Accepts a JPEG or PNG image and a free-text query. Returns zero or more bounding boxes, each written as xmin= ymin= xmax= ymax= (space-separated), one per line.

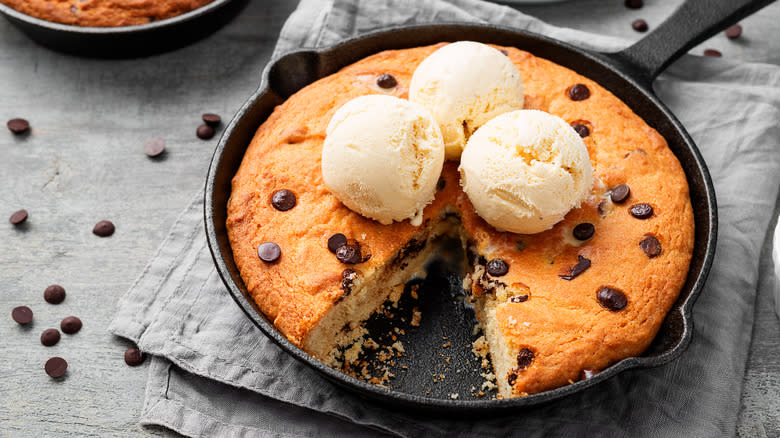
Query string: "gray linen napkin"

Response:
xmin=109 ymin=0 xmax=780 ymax=436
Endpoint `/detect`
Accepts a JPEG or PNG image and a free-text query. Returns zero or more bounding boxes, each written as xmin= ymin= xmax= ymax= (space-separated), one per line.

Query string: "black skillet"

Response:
xmin=205 ymin=0 xmax=772 ymax=414
xmin=0 ymin=0 xmax=246 ymax=58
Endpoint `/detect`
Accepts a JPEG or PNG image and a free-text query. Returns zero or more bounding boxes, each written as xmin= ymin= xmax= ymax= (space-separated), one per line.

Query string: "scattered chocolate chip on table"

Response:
xmin=44 ymin=284 xmax=66 ymax=304
xmin=93 ymin=220 xmax=115 ymax=237
xmin=11 ymin=306 xmax=34 ymax=325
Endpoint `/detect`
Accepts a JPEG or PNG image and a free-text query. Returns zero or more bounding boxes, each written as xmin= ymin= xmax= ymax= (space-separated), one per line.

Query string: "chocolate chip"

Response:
xmin=202 ymin=113 xmax=222 ymax=127
xmin=341 ymin=268 xmax=357 ymax=294
xmin=257 ymin=242 xmax=281 ymax=263
xmin=597 ymin=286 xmax=628 ymax=311
xmin=624 ymin=0 xmax=642 ymax=9
xmin=610 ymin=184 xmax=630 ymax=204
xmin=568 ymin=84 xmax=590 ymax=101
xmin=9 ymin=209 xmax=28 ymax=225
xmin=328 ymin=234 xmax=347 ymax=253
xmin=93 ymin=220 xmax=115 ymax=237
xmin=581 ymin=369 xmax=598 ymax=380
xmin=725 ymin=24 xmax=742 ymax=39
xmin=571 ymin=123 xmax=590 ymax=138
xmin=507 ymin=371 xmax=517 ymax=386
xmin=499 ymin=49 xmax=509 ymax=56
xmin=632 ymin=19 xmax=648 ymax=32
xmin=124 ymin=347 xmax=145 ymax=366
xmin=509 ymin=295 xmax=528 ymax=303
xmin=376 ymin=73 xmax=397 ymax=89
xmin=143 ymin=138 xmax=166 ymax=158
xmin=271 ymin=190 xmax=296 ymax=211
xmin=598 ymin=200 xmax=607 ymax=216
xmin=704 ymin=49 xmax=722 ymax=57
xmin=559 ymin=255 xmax=591 ymax=281
xmin=486 ymin=259 xmax=509 ymax=277
xmin=7 ymin=118 xmax=30 ymax=134
xmin=11 ymin=306 xmax=33 ymax=325
xmin=44 ymin=284 xmax=66 ymax=304
xmin=573 ymin=223 xmax=595 ymax=241
xmin=61 ymin=316 xmax=82 ymax=334
xmin=45 ymin=357 xmax=68 ymax=378
xmin=630 ymin=203 xmax=654 ymax=219
xmin=41 ymin=329 xmax=61 ymax=346
xmin=516 ymin=348 xmax=534 ymax=370
xmin=196 ymin=124 xmax=215 ymax=140
xmin=336 ymin=244 xmax=362 ymax=264
xmin=639 ymin=235 xmax=662 ymax=258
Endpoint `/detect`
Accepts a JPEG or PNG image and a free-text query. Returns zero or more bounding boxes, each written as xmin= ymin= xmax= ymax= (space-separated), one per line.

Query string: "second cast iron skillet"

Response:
xmin=0 ymin=0 xmax=247 ymax=57
xmin=205 ymin=0 xmax=772 ymax=414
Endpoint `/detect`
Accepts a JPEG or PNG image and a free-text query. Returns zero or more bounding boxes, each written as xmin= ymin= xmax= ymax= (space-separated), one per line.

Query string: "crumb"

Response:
xmin=450 ymin=393 xmax=459 ymax=400
xmin=411 ymin=307 xmax=422 ymax=327
xmin=391 ymin=341 xmax=405 ymax=354
xmin=443 ymin=341 xmax=451 ymax=348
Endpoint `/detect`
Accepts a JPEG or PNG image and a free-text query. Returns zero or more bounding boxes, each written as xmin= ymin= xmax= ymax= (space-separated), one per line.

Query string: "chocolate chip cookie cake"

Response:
xmin=226 ymin=42 xmax=694 ymax=398
xmin=0 ymin=0 xmax=215 ymax=27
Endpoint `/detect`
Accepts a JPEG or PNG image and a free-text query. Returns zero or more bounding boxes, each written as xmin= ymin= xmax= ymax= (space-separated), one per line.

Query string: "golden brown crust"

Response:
xmin=227 ymin=44 xmax=694 ymax=395
xmin=0 ymin=0 xmax=214 ymax=27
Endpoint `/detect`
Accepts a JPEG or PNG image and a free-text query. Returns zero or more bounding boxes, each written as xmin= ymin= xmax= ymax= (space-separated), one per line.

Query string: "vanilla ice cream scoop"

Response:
xmin=322 ymin=95 xmax=445 ymax=225
xmin=459 ymin=110 xmax=593 ymax=234
xmin=410 ymin=41 xmax=524 ymax=160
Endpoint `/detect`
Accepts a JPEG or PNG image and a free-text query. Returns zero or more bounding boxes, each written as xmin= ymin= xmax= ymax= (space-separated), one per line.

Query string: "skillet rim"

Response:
xmin=0 ymin=0 xmax=234 ymax=34
xmin=204 ymin=22 xmax=717 ymax=412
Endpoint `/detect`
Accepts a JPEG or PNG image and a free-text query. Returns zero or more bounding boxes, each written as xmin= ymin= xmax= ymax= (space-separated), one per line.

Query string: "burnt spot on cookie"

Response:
xmin=515 ymin=239 xmax=526 ymax=252
xmin=639 ymin=234 xmax=662 ymax=258
xmin=597 ymin=286 xmax=628 ymax=311
xmin=516 ymin=348 xmax=534 ymax=370
xmin=559 ymin=255 xmax=591 ymax=280
xmin=436 ymin=178 xmax=446 ymax=191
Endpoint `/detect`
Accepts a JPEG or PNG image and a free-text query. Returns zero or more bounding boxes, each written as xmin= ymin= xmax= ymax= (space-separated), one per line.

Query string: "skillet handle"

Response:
xmin=608 ymin=0 xmax=776 ymax=84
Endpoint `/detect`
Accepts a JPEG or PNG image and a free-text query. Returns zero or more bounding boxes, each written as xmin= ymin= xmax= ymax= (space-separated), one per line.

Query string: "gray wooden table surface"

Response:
xmin=1 ymin=1 xmax=778 ymax=436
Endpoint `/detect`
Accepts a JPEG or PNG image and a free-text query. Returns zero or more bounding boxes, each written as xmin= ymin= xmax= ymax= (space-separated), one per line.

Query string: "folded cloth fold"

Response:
xmin=110 ymin=0 xmax=780 ymax=436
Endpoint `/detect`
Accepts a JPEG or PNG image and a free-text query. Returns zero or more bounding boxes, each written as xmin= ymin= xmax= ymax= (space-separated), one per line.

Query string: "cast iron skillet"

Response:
xmin=205 ymin=0 xmax=772 ymax=414
xmin=0 ymin=0 xmax=246 ymax=58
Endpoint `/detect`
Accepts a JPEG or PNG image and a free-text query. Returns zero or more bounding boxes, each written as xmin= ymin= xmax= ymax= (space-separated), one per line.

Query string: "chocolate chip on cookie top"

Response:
xmin=573 ymin=223 xmax=595 ymax=241
xmin=509 ymin=294 xmax=529 ymax=303
xmin=516 ymin=348 xmax=535 ymax=370
xmin=376 ymin=73 xmax=397 ymax=89
xmin=336 ymin=244 xmax=362 ymax=265
xmin=610 ymin=184 xmax=631 ymax=204
xmin=597 ymin=286 xmax=628 ymax=311
xmin=327 ymin=233 xmax=348 ymax=253
xmin=639 ymin=235 xmax=662 ymax=258
xmin=486 ymin=259 xmax=509 ymax=277
xmin=559 ymin=255 xmax=591 ymax=281
xmin=271 ymin=190 xmax=297 ymax=211
xmin=568 ymin=84 xmax=590 ymax=101
xmin=257 ymin=242 xmax=281 ymax=263
xmin=630 ymin=203 xmax=654 ymax=219
xmin=571 ymin=122 xmax=590 ymax=138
